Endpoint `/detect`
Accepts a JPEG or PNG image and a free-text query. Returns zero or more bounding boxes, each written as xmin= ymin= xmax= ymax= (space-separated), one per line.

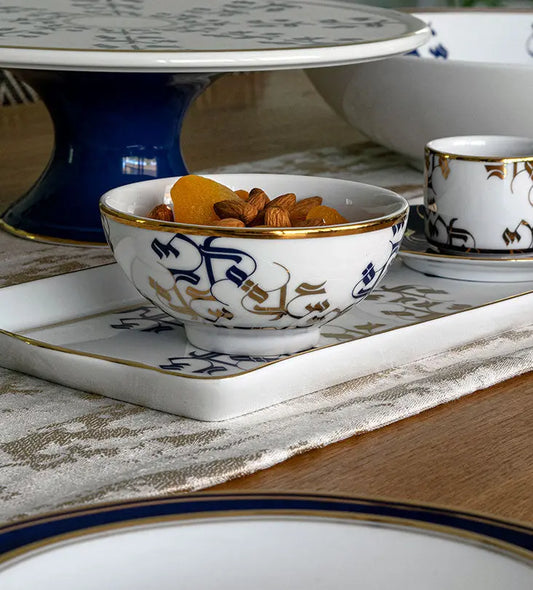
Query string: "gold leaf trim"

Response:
xmin=0 ymin=218 xmax=106 ymax=247
xmin=99 ymin=202 xmax=408 ymax=239
xmin=425 ymin=146 xmax=533 ymax=164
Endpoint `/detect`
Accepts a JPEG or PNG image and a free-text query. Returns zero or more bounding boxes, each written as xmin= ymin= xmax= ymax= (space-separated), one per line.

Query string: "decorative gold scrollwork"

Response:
xmin=485 ymin=163 xmax=506 ymax=180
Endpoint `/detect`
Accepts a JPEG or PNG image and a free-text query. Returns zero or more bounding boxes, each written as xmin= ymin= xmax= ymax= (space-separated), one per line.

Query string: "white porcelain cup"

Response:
xmin=424 ymin=135 xmax=533 ymax=254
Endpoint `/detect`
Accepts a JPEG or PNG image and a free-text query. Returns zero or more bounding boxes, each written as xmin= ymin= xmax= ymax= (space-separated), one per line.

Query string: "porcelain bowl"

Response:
xmin=306 ymin=10 xmax=533 ymax=169
xmin=100 ymin=174 xmax=408 ymax=355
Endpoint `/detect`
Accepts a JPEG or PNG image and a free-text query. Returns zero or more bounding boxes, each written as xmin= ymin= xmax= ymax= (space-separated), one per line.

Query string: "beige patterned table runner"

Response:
xmin=1 ymin=143 xmax=532 ymax=523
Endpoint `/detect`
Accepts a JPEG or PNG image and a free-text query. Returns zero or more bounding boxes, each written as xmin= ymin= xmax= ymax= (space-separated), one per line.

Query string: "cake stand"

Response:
xmin=0 ymin=0 xmax=429 ymax=244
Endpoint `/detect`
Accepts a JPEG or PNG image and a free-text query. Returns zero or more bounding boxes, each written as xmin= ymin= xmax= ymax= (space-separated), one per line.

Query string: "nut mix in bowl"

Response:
xmin=100 ymin=174 xmax=408 ymax=355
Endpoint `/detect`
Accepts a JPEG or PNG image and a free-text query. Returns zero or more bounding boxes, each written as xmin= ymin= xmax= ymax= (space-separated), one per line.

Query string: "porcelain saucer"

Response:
xmin=399 ymin=206 xmax=533 ymax=282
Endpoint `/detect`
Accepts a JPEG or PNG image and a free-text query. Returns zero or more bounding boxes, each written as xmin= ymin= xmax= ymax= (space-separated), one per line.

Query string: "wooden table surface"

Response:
xmin=1 ymin=70 xmax=532 ymax=525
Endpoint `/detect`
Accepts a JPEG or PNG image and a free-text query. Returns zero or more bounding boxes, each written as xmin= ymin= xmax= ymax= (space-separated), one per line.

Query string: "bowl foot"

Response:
xmin=184 ymin=323 xmax=321 ymax=356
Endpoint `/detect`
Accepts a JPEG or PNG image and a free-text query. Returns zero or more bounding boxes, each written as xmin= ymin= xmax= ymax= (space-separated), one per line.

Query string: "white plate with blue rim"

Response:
xmin=0 ymin=493 xmax=531 ymax=589
xmin=399 ymin=206 xmax=533 ymax=282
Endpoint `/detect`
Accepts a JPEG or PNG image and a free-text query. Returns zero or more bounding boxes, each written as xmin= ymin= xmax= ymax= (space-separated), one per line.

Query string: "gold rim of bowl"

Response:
xmin=99 ymin=202 xmax=409 ymax=239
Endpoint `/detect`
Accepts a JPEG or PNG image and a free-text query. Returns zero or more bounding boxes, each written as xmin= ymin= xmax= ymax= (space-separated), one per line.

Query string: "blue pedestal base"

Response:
xmin=2 ymin=70 xmax=216 ymax=244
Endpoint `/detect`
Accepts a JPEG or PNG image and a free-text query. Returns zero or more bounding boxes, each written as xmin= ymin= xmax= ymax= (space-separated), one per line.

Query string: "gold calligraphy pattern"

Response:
xmin=148 ymin=268 xmax=341 ymax=328
xmin=485 ymin=161 xmax=533 ymax=204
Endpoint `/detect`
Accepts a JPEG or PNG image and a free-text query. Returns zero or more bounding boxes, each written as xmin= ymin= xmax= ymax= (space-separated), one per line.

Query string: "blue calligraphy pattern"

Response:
xmin=159 ymin=350 xmax=284 ymax=376
xmin=144 ymin=233 xmax=346 ymax=328
xmin=351 ymin=218 xmax=406 ymax=302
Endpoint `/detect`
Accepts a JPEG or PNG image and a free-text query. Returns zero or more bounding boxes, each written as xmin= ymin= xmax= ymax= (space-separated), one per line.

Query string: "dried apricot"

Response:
xmin=289 ymin=196 xmax=322 ymax=224
xmin=299 ymin=217 xmax=327 ymax=227
xmin=170 ymin=175 xmax=240 ymax=225
xmin=306 ymin=205 xmax=348 ymax=225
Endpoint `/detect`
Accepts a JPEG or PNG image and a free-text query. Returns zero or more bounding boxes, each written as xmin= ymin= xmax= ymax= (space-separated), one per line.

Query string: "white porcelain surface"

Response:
xmin=307 ymin=11 xmax=533 ymax=167
xmin=424 ymin=136 xmax=533 ymax=254
xmin=400 ymin=206 xmax=533 ymax=282
xmin=0 ymin=1 xmax=429 ymax=71
xmin=0 ymin=261 xmax=532 ymax=420
xmin=100 ymin=174 xmax=408 ymax=355
xmin=1 ymin=495 xmax=530 ymax=590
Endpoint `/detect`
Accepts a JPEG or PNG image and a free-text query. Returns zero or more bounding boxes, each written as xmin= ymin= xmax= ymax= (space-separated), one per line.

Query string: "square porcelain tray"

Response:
xmin=1 ymin=262 xmax=532 ymax=421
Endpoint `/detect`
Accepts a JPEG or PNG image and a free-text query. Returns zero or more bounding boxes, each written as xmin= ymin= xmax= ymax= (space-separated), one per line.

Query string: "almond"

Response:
xmin=211 ymin=218 xmax=246 ymax=227
xmin=289 ymin=196 xmax=323 ymax=224
xmin=266 ymin=192 xmax=296 ymax=211
xmin=214 ymin=199 xmax=244 ymax=219
xmin=241 ymin=202 xmax=259 ymax=224
xmin=248 ymin=188 xmax=270 ymax=211
xmin=249 ymin=209 xmax=266 ymax=227
xmin=214 ymin=199 xmax=257 ymax=224
xmin=147 ymin=204 xmax=174 ymax=222
xmin=265 ymin=206 xmax=291 ymax=227
xmin=235 ymin=189 xmax=249 ymax=201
